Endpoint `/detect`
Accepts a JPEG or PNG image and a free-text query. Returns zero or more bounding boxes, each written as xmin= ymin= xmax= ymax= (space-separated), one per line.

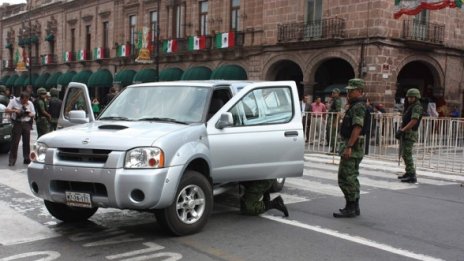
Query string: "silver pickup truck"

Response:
xmin=27 ymin=80 xmax=304 ymax=235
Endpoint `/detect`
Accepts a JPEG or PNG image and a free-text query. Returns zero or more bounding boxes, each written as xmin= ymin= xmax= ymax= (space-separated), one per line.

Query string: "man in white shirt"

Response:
xmin=5 ymin=91 xmax=36 ymax=166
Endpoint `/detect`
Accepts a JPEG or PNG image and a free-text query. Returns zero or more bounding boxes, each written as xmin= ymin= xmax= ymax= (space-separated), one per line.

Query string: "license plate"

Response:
xmin=65 ymin=191 xmax=92 ymax=208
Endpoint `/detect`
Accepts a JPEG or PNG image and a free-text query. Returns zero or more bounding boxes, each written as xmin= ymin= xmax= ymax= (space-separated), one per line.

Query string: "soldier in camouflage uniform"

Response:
xmin=333 ymin=79 xmax=367 ymax=218
xmin=396 ymin=88 xmax=423 ymax=183
xmin=240 ymin=180 xmax=289 ymax=217
xmin=34 ymin=88 xmax=51 ymax=138
xmin=327 ymin=88 xmax=342 ymax=152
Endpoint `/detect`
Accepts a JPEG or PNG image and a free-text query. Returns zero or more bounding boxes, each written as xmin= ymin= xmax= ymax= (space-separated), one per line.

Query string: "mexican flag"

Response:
xmin=117 ymin=44 xmax=130 ymax=57
xmin=394 ymin=0 xmax=462 ymax=19
xmin=63 ymin=51 xmax=73 ymax=62
xmin=215 ymin=32 xmax=235 ymax=48
xmin=188 ymin=35 xmax=206 ymax=51
xmin=94 ymin=47 xmax=104 ymax=59
xmin=77 ymin=49 xmax=87 ymax=61
xmin=162 ymin=40 xmax=177 ymax=53
xmin=41 ymin=54 xmax=51 ymax=65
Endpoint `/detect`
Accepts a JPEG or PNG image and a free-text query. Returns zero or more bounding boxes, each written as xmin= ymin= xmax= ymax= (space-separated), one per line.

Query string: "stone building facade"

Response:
xmin=1 ymin=0 xmax=463 ymax=114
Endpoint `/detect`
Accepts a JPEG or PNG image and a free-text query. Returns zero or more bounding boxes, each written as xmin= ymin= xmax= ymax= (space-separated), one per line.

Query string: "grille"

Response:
xmin=57 ymin=148 xmax=111 ymax=163
xmin=51 ymin=180 xmax=108 ymax=197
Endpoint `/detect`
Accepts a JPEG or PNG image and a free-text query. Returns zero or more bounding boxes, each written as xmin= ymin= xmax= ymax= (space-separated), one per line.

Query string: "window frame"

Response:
xmin=230 ymin=0 xmax=240 ymax=31
xmin=199 ymin=1 xmax=208 ymax=35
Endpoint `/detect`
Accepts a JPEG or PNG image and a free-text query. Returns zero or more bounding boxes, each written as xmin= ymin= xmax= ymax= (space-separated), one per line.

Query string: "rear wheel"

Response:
xmin=270 ymin=178 xmax=286 ymax=192
xmin=44 ymin=200 xmax=98 ymax=222
xmin=155 ymin=170 xmax=213 ymax=236
xmin=0 ymin=141 xmax=10 ymax=154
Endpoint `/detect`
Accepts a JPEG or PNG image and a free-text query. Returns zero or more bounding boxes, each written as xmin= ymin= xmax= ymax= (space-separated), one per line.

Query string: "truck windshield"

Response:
xmin=99 ymin=86 xmax=209 ymax=123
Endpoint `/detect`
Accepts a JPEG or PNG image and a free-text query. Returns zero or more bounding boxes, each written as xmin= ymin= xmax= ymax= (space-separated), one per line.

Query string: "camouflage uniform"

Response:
xmin=240 ymin=179 xmax=289 ymax=217
xmin=34 ymin=88 xmax=50 ymax=138
xmin=334 ymin=78 xmax=366 ymax=218
xmin=398 ymin=89 xmax=423 ymax=182
xmin=327 ymin=89 xmax=342 ymax=151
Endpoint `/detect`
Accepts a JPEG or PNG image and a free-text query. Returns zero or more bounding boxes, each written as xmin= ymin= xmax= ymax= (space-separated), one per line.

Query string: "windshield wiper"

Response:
xmin=99 ymin=116 xmax=132 ymax=121
xmin=138 ymin=117 xmax=188 ymax=125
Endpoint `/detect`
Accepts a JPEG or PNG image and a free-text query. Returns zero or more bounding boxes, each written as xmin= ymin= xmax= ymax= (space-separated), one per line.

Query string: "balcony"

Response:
xmin=402 ymin=19 xmax=444 ymax=45
xmin=277 ymin=18 xmax=345 ymax=43
xmin=41 ymin=54 xmax=58 ymax=65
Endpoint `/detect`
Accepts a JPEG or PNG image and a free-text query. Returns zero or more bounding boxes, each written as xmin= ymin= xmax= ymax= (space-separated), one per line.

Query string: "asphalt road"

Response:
xmin=0 ymin=139 xmax=463 ymax=261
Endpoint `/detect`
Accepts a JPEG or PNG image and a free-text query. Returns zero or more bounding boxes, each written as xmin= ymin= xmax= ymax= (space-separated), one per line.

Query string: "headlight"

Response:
xmin=124 ymin=147 xmax=165 ymax=169
xmin=30 ymin=142 xmax=48 ymax=163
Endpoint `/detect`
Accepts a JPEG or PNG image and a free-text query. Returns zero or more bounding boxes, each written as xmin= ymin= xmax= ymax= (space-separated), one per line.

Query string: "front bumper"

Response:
xmin=27 ymin=162 xmax=184 ymax=210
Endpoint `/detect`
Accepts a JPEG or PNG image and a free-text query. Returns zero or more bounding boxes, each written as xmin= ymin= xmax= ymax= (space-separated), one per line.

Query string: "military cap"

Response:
xmin=406 ymin=88 xmax=421 ymax=99
xmin=37 ymin=87 xmax=47 ymax=95
xmin=345 ymin=78 xmax=365 ymax=90
xmin=50 ymin=88 xmax=59 ymax=97
xmin=332 ymin=88 xmax=340 ymax=93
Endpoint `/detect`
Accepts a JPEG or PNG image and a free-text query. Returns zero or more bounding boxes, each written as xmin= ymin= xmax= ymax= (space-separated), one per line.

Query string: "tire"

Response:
xmin=44 ymin=200 xmax=98 ymax=222
xmin=270 ymin=178 xmax=286 ymax=193
xmin=0 ymin=141 xmax=10 ymax=154
xmin=155 ymin=170 xmax=213 ymax=236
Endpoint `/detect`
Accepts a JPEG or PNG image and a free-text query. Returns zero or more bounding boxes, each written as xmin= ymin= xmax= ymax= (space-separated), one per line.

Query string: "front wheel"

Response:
xmin=155 ymin=170 xmax=213 ymax=236
xmin=44 ymin=200 xmax=98 ymax=222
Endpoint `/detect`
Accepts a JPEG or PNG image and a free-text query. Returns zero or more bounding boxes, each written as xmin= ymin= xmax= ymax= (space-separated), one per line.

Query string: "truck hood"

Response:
xmin=38 ymin=121 xmax=192 ymax=150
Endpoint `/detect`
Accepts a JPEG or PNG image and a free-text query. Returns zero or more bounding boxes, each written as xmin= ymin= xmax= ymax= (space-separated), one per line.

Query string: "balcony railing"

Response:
xmin=402 ymin=19 xmax=444 ymax=44
xmin=277 ymin=18 xmax=345 ymax=43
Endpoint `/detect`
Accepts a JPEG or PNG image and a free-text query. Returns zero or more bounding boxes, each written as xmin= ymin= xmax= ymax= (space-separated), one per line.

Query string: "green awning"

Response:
xmin=159 ymin=67 xmax=183 ymax=81
xmin=133 ymin=68 xmax=158 ymax=84
xmin=35 ymin=73 xmax=50 ymax=89
xmin=45 ymin=72 xmax=62 ymax=89
xmin=57 ymin=71 xmax=76 ymax=87
xmin=71 ymin=70 xmax=93 ymax=84
xmin=321 ymin=84 xmax=347 ymax=94
xmin=5 ymin=74 xmax=18 ymax=88
xmin=181 ymin=66 xmax=212 ymax=80
xmin=5 ymin=43 xmax=12 ymax=49
xmin=0 ymin=75 xmax=10 ymax=85
xmin=14 ymin=74 xmax=28 ymax=88
xmin=31 ymin=35 xmax=39 ymax=44
xmin=45 ymin=34 xmax=55 ymax=42
xmin=88 ymin=69 xmax=113 ymax=88
xmin=210 ymin=64 xmax=247 ymax=80
xmin=113 ymin=69 xmax=136 ymax=87
xmin=25 ymin=73 xmax=39 ymax=88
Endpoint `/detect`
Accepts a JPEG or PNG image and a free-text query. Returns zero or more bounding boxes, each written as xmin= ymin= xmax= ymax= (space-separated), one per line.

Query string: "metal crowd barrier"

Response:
xmin=304 ymin=112 xmax=464 ymax=174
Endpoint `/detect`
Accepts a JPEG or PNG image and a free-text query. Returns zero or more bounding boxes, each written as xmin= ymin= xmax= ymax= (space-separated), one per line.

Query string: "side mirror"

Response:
xmin=216 ymin=112 xmax=233 ymax=129
xmin=68 ymin=110 xmax=88 ymax=124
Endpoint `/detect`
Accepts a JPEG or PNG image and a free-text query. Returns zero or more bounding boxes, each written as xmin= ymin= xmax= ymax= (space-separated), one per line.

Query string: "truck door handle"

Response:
xmin=284 ymin=131 xmax=298 ymax=137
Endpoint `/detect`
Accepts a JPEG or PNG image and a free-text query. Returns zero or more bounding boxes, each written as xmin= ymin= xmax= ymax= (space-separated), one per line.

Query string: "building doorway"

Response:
xmin=265 ymin=60 xmax=304 ymax=100
xmin=313 ymin=58 xmax=355 ymax=101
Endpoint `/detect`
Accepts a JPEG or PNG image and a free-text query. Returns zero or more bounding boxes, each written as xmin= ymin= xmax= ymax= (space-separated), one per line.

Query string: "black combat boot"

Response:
xmin=265 ymin=195 xmax=289 ymax=217
xmin=262 ymin=191 xmax=271 ymax=203
xmin=333 ymin=201 xmax=357 ymax=218
xmin=397 ymin=173 xmax=409 ymax=179
xmin=401 ymin=174 xmax=417 ymax=183
xmin=338 ymin=198 xmax=348 ymax=213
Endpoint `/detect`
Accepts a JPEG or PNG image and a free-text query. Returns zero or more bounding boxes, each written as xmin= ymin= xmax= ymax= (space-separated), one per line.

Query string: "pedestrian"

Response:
xmin=47 ymin=88 xmax=62 ymax=131
xmin=326 ymin=88 xmax=342 ymax=152
xmin=301 ymin=94 xmax=311 ymax=143
xmin=92 ymin=97 xmax=101 ymax=117
xmin=396 ymin=88 xmax=423 ymax=183
xmin=0 ymin=85 xmax=9 ymax=106
xmin=240 ymin=180 xmax=289 ymax=217
xmin=333 ymin=78 xmax=367 ymax=218
xmin=309 ymin=96 xmax=327 ymax=144
xmin=5 ymin=91 xmax=35 ymax=166
xmin=34 ymin=88 xmax=51 ymax=138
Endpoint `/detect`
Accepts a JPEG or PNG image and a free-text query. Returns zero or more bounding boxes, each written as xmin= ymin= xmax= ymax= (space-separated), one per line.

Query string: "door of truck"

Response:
xmin=58 ymin=82 xmax=94 ymax=128
xmin=207 ymin=81 xmax=304 ymax=182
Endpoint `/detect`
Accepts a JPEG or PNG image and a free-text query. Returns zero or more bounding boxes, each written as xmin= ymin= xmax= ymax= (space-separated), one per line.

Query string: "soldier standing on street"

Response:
xmin=396 ymin=88 xmax=423 ymax=183
xmin=327 ymin=88 xmax=342 ymax=152
xmin=47 ymin=88 xmax=62 ymax=131
xmin=34 ymin=88 xmax=51 ymax=138
xmin=333 ymin=79 xmax=367 ymax=218
xmin=240 ymin=180 xmax=289 ymax=217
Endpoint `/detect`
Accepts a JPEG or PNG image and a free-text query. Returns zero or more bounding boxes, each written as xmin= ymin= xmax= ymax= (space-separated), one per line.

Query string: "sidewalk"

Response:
xmin=304 ymin=152 xmax=464 ymax=183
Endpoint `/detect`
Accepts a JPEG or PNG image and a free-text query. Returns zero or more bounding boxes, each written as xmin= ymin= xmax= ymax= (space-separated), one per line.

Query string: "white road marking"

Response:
xmin=262 ymin=214 xmax=445 ymax=261
xmin=285 ymin=178 xmax=368 ymax=197
xmin=0 ymin=201 xmax=59 ymax=246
